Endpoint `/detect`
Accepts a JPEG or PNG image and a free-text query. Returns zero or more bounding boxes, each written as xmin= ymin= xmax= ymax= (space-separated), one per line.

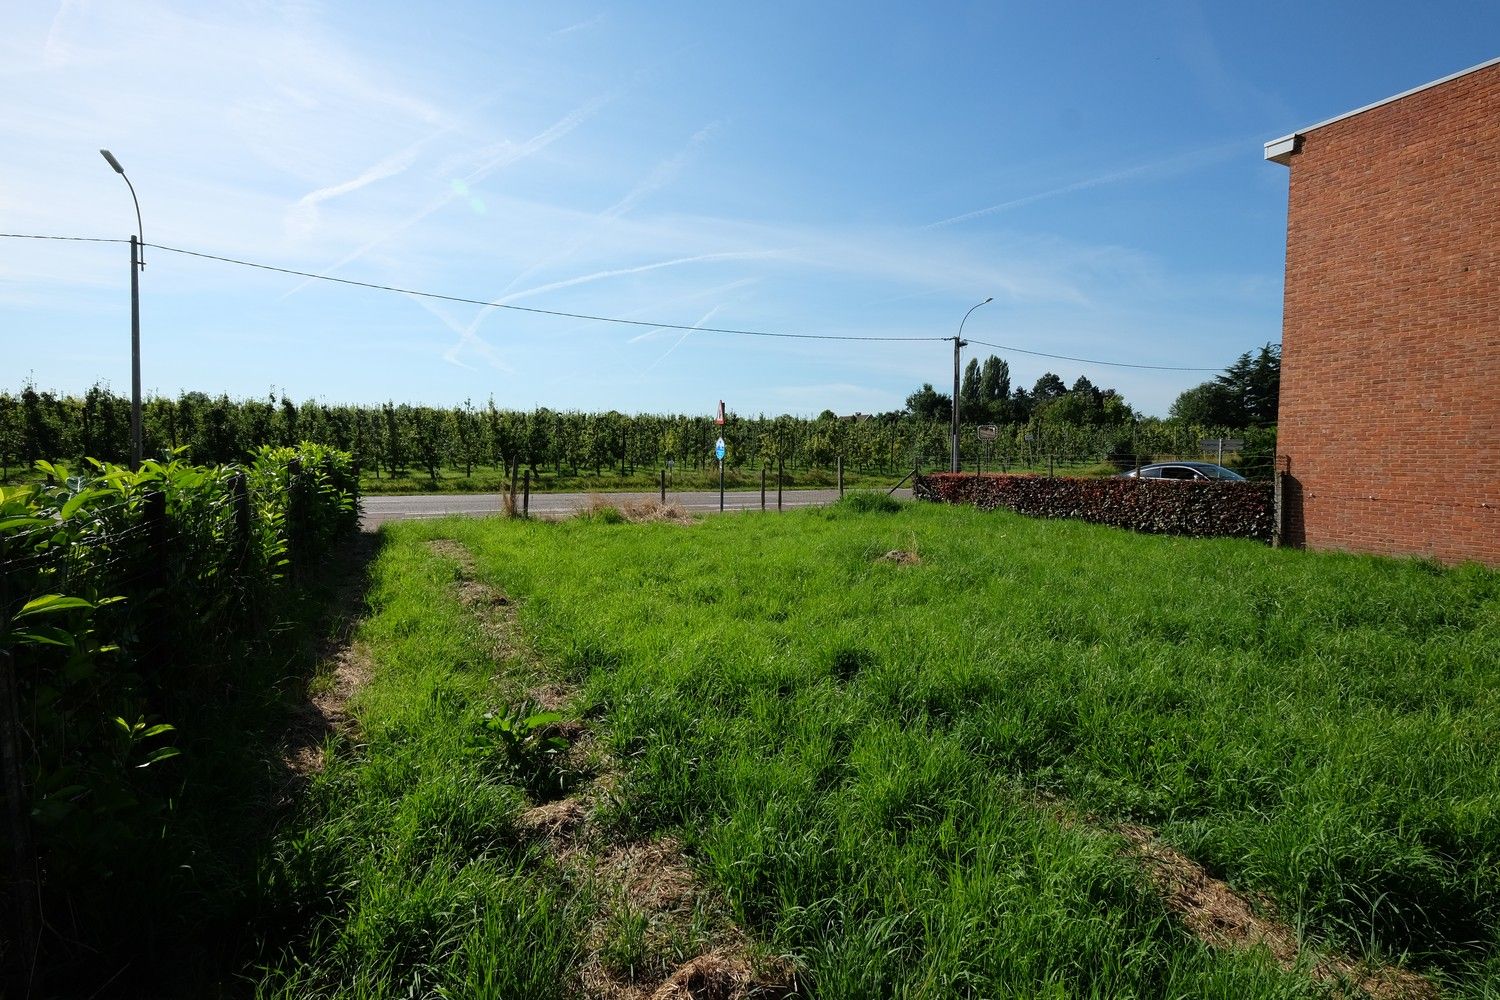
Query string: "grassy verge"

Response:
xmin=255 ymin=501 xmax=1498 ymax=996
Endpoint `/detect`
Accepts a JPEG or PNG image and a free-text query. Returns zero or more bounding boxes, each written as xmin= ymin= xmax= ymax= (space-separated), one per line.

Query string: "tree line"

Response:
xmin=905 ymin=354 xmax=1136 ymax=428
xmin=2 ymin=348 xmax=1278 ymax=482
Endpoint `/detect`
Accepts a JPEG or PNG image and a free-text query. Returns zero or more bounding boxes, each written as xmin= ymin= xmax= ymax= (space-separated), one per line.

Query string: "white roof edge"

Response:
xmin=1262 ymin=55 xmax=1500 ymax=166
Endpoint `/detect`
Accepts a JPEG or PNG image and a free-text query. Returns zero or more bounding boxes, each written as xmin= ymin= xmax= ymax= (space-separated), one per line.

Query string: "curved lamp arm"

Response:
xmin=100 ymin=149 xmax=144 ymax=269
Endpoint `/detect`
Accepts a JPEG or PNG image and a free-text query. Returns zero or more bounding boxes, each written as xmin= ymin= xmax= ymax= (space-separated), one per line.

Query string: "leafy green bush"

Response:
xmin=0 ymin=443 xmax=358 ymax=987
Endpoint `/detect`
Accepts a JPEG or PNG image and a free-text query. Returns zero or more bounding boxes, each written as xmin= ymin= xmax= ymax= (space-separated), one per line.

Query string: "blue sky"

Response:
xmin=3 ymin=2 xmax=1496 ymax=417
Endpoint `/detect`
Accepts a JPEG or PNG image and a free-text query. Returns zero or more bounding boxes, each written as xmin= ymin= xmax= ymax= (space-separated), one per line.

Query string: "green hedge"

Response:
xmin=914 ymin=472 xmax=1274 ymax=541
xmin=0 ymin=443 xmax=358 ymax=983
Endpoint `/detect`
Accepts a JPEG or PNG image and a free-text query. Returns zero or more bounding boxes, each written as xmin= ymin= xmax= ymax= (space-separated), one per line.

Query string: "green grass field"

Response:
xmin=257 ymin=499 xmax=1499 ymax=997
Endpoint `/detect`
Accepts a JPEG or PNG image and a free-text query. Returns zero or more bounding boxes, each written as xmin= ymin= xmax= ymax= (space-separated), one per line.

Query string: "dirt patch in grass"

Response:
xmin=619 ymin=499 xmax=695 ymax=524
xmin=1023 ymin=790 xmax=1436 ymax=999
xmin=519 ymin=797 xmax=590 ymax=843
xmin=278 ymin=533 xmax=380 ymax=787
xmin=427 ymin=537 xmax=478 ymax=573
xmin=877 ymin=549 xmax=921 ymax=565
xmin=585 ymin=495 xmax=696 ymax=524
xmin=1117 ymin=824 xmax=1438 ymax=1000
xmin=649 ymin=951 xmax=795 ymax=1000
xmin=426 ymin=537 xmax=537 ymax=669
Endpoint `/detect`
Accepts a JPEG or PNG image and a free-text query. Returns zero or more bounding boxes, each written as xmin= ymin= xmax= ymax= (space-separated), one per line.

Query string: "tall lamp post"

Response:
xmin=100 ymin=149 xmax=145 ymax=469
xmin=951 ymin=297 xmax=991 ymax=472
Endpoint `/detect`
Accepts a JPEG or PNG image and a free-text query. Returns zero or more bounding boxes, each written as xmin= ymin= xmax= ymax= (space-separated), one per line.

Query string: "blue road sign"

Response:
xmin=714 ymin=437 xmax=726 ymax=461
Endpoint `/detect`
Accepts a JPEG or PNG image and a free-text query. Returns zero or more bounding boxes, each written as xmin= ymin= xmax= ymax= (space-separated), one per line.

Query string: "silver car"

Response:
xmin=1120 ymin=462 xmax=1246 ymax=482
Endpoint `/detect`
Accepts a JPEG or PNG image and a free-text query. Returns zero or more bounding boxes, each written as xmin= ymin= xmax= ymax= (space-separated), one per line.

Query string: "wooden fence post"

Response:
xmin=523 ymin=469 xmax=530 ymax=518
xmin=777 ymin=458 xmax=783 ymax=512
xmin=760 ymin=468 xmax=766 ymax=511
xmin=838 ymin=456 xmax=844 ymax=498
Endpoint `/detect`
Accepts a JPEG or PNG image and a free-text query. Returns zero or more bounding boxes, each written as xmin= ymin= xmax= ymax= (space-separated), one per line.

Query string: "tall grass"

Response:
xmin=252 ymin=534 xmax=584 ymax=999
xmin=256 ymin=501 xmax=1497 ymax=996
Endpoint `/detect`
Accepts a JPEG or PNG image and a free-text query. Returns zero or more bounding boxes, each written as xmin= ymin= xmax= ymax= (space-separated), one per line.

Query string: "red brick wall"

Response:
xmin=1278 ymin=64 xmax=1500 ymax=565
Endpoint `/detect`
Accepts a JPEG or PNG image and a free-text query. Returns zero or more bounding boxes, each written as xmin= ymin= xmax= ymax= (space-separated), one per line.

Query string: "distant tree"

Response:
xmin=978 ymin=356 xmax=1011 ymax=422
xmin=1168 ymin=381 xmax=1237 ymax=427
xmin=1032 ymin=372 xmax=1067 ymax=402
xmin=1010 ymin=386 xmax=1034 ymax=423
xmin=1218 ymin=344 xmax=1278 ymax=425
xmin=0 ymin=392 xmax=19 ymax=478
xmin=411 ymin=407 xmax=448 ymax=483
xmin=959 ymin=358 xmax=983 ymax=416
xmin=277 ymin=394 xmax=299 ymax=446
xmin=1171 ymin=343 xmax=1280 ymax=428
xmin=381 ymin=402 xmax=409 ymax=477
xmin=904 ymin=383 xmax=952 ymax=422
xmin=20 ymin=384 xmax=65 ymax=464
xmin=1070 ymin=375 xmax=1100 ymax=404
xmin=453 ymin=398 xmax=484 ymax=476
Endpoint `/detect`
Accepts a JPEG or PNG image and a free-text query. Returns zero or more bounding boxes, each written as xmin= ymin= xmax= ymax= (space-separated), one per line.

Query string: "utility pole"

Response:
xmin=951 ymin=335 xmax=965 ymax=472
xmin=952 ymin=297 xmax=992 ymax=472
xmin=101 ymin=150 xmax=145 ymax=469
xmin=130 ymin=235 xmax=141 ymax=468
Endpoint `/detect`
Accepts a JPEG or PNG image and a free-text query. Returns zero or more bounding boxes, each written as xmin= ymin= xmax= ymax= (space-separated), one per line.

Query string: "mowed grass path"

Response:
xmin=264 ymin=500 xmax=1498 ymax=997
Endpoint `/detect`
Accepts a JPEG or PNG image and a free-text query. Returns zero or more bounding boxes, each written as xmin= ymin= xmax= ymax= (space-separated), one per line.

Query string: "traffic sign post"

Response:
xmin=715 ymin=437 xmax=726 ymax=512
xmin=977 ymin=425 xmax=998 ymax=476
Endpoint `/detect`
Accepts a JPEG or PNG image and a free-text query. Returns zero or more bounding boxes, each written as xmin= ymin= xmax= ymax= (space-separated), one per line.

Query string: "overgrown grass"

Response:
xmin=248 ymin=535 xmax=589 ymax=999
xmin=250 ymin=502 xmax=1498 ymax=997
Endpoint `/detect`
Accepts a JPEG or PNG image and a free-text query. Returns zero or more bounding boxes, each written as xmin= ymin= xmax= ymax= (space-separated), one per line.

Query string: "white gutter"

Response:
xmin=1263 ymin=54 xmax=1500 ymax=165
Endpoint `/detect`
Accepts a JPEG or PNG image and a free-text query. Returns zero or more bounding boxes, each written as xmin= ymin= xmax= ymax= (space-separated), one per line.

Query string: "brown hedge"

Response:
xmin=914 ymin=472 xmax=1274 ymax=541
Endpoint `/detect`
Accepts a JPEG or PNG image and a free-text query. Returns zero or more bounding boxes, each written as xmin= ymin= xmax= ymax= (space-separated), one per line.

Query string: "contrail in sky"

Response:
xmin=924 ymin=136 xmax=1254 ymax=229
xmin=282 ymin=92 xmax=614 ymax=297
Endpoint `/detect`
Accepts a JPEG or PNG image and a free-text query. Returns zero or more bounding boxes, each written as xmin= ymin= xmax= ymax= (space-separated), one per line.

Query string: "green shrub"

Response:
xmin=0 ymin=443 xmax=359 ymax=989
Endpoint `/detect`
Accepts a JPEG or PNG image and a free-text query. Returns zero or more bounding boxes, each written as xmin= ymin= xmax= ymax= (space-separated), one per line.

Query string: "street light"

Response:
xmin=951 ymin=297 xmax=991 ymax=472
xmin=100 ymin=149 xmax=145 ymax=469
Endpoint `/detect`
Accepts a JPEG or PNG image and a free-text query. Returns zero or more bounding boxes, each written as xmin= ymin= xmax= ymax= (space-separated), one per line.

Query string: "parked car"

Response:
xmin=1118 ymin=462 xmax=1246 ymax=482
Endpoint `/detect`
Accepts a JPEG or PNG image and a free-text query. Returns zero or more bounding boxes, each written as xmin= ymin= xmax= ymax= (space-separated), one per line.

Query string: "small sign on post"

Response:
xmin=715 ymin=437 xmax=726 ymax=511
xmin=977 ymin=425 xmax=998 ymax=478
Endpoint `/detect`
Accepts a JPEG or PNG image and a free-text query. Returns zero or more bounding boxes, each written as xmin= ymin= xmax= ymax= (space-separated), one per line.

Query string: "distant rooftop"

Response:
xmin=1264 ymin=55 xmax=1500 ymax=165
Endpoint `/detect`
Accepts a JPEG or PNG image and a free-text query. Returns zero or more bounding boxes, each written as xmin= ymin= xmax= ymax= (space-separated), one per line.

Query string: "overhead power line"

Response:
xmin=0 ymin=233 xmax=129 ymax=244
xmin=965 ymin=338 xmax=1217 ymax=372
xmin=146 ymin=242 xmax=945 ymax=344
xmin=1 ymin=232 xmax=1224 ymax=369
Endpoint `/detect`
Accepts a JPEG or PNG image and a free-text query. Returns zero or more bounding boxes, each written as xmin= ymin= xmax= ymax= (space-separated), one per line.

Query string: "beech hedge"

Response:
xmin=914 ymin=472 xmax=1274 ymax=541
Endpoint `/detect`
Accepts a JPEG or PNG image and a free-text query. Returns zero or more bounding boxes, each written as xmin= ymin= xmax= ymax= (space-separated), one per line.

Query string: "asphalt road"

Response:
xmin=360 ymin=488 xmax=853 ymax=529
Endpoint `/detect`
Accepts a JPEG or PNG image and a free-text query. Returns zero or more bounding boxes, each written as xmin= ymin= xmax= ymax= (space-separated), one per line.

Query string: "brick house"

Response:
xmin=1265 ymin=57 xmax=1499 ymax=566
